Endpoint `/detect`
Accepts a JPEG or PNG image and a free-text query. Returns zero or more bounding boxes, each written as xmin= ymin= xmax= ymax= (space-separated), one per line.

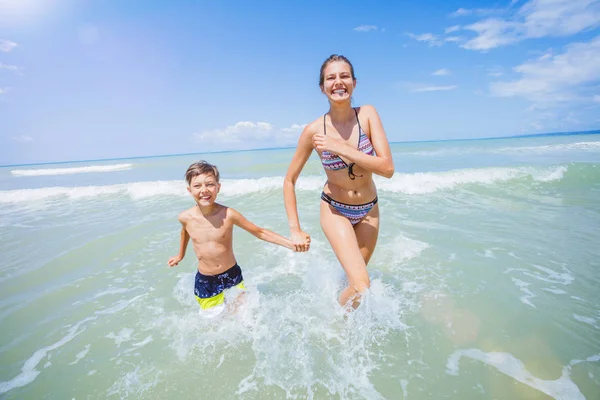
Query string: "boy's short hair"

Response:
xmin=185 ymin=160 xmax=220 ymax=185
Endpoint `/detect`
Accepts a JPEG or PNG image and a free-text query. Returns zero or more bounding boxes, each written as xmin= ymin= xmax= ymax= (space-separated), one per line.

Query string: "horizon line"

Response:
xmin=2 ymin=128 xmax=599 ymax=168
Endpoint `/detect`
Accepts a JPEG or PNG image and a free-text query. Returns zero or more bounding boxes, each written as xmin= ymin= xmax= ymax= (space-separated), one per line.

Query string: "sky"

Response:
xmin=1 ymin=0 xmax=600 ymax=165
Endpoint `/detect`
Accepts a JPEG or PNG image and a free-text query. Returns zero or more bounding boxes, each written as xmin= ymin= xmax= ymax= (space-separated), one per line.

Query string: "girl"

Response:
xmin=283 ymin=54 xmax=395 ymax=309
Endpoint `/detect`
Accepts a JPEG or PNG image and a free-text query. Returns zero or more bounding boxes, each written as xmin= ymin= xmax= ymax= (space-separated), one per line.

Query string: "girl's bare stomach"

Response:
xmin=322 ymin=171 xmax=377 ymax=204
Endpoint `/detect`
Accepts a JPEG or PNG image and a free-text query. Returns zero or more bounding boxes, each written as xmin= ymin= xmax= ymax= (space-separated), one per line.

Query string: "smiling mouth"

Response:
xmin=199 ymin=195 xmax=211 ymax=201
xmin=332 ymin=89 xmax=347 ymax=95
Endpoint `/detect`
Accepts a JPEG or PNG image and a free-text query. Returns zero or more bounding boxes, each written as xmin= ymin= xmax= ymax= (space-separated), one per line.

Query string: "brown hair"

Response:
xmin=185 ymin=160 xmax=220 ymax=185
xmin=319 ymin=54 xmax=356 ymax=88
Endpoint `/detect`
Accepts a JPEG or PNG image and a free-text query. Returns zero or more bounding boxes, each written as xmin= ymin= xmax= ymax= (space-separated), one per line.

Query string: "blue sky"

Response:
xmin=1 ymin=0 xmax=599 ymax=165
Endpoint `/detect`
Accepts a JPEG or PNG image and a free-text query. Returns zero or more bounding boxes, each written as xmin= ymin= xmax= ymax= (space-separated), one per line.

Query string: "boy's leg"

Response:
xmin=226 ymin=282 xmax=247 ymax=314
xmin=222 ymin=265 xmax=246 ymax=314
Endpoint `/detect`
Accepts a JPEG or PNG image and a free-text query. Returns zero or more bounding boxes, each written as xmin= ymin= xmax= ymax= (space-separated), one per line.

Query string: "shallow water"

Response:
xmin=1 ymin=133 xmax=599 ymax=399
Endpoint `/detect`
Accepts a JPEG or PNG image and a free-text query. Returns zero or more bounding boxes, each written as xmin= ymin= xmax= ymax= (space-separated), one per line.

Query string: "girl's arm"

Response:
xmin=283 ymin=123 xmax=315 ymax=251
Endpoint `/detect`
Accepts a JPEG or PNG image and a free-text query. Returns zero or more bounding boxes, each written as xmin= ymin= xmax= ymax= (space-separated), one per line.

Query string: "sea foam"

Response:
xmin=0 ymin=165 xmax=568 ymax=204
xmin=11 ymin=164 xmax=133 ymax=177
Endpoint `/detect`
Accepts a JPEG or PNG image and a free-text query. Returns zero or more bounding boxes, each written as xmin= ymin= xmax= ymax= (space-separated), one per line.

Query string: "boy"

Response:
xmin=168 ymin=160 xmax=308 ymax=315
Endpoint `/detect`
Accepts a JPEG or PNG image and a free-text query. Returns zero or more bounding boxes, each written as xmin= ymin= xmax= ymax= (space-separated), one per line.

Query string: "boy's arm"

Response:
xmin=168 ymin=214 xmax=191 ymax=267
xmin=229 ymin=208 xmax=296 ymax=250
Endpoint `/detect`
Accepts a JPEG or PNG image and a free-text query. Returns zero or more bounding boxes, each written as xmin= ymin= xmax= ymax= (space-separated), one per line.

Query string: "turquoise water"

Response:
xmin=1 ymin=133 xmax=599 ymax=399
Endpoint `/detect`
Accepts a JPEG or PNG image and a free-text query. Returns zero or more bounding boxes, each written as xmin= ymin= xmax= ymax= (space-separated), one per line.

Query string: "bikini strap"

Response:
xmin=323 ymin=114 xmax=327 ymax=135
xmin=353 ymin=108 xmax=364 ymax=134
xmin=349 ymin=108 xmax=365 ymax=180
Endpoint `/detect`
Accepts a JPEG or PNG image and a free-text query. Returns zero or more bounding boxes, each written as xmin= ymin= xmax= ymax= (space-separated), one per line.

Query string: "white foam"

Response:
xmin=68 ymin=344 xmax=91 ymax=365
xmin=157 ymin=248 xmax=413 ymax=399
xmin=0 ymin=316 xmax=96 ymax=395
xmin=409 ymin=141 xmax=600 ymax=156
xmin=126 ymin=181 xmax=187 ymax=199
xmin=375 ymin=165 xmax=567 ymax=195
xmin=94 ymin=294 xmax=145 ymax=315
xmin=91 ymin=287 xmax=142 ymax=300
xmin=106 ymin=365 xmax=162 ymax=398
xmin=570 ymin=354 xmax=600 ymax=365
xmin=573 ymin=314 xmax=598 ymax=328
xmin=106 ymin=328 xmax=134 ymax=347
xmin=483 ymin=249 xmax=496 ymax=259
xmin=535 ymin=166 xmax=567 ymax=182
xmin=0 ymin=165 xmax=569 ymax=204
xmin=526 ymin=264 xmax=574 ymax=286
xmin=512 ymin=278 xmax=537 ymax=308
xmin=446 ymin=349 xmax=585 ymax=399
xmin=542 ymin=288 xmax=567 ymax=295
xmin=379 ymin=234 xmax=430 ymax=269
xmin=132 ymin=336 xmax=153 ymax=347
xmin=496 ymin=141 xmax=600 ymax=154
xmin=11 ymin=163 xmax=133 ymax=176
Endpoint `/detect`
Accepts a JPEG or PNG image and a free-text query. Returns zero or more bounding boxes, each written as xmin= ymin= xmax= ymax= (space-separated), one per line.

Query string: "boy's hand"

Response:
xmin=168 ymin=255 xmax=183 ymax=267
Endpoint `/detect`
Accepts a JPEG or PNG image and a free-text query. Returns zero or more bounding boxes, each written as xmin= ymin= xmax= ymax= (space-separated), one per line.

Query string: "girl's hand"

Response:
xmin=313 ymin=134 xmax=345 ymax=154
xmin=291 ymin=230 xmax=311 ymax=252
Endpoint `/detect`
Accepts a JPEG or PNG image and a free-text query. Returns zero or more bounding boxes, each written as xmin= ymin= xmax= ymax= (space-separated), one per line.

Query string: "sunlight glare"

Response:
xmin=0 ymin=0 xmax=61 ymax=27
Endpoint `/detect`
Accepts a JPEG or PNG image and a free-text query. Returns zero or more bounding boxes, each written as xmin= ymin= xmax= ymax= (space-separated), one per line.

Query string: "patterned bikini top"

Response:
xmin=320 ymin=108 xmax=375 ymax=179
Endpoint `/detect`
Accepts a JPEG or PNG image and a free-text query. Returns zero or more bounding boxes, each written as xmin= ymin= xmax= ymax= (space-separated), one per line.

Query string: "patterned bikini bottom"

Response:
xmin=321 ymin=192 xmax=378 ymax=226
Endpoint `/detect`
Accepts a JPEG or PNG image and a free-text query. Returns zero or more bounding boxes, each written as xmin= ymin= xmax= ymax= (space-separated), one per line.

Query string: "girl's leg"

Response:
xmin=354 ymin=203 xmax=380 ymax=264
xmin=320 ymin=201 xmax=369 ymax=309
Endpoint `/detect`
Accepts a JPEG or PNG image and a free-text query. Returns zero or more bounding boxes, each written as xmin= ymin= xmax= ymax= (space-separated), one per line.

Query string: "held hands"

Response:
xmin=167 ymin=255 xmax=183 ymax=267
xmin=291 ymin=229 xmax=311 ymax=252
xmin=313 ymin=134 xmax=346 ymax=155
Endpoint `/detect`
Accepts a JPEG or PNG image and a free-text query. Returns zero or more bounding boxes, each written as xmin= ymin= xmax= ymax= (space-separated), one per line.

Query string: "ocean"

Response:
xmin=1 ymin=133 xmax=599 ymax=399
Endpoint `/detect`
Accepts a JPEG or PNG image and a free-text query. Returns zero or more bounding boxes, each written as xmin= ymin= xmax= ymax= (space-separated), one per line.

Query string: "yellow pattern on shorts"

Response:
xmin=196 ymin=282 xmax=245 ymax=310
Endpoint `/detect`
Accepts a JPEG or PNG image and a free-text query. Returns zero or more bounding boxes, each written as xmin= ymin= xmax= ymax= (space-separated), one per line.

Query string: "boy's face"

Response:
xmin=187 ymin=173 xmax=220 ymax=206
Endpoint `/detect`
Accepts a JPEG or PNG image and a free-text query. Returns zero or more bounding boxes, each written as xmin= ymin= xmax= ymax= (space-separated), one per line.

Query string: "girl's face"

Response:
xmin=321 ymin=61 xmax=356 ymax=103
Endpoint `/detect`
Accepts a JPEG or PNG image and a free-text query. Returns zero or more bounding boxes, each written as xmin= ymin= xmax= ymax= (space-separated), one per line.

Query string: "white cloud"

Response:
xmin=281 ymin=123 xmax=307 ymax=133
xmin=12 ymin=135 xmax=33 ymax=143
xmin=0 ymin=87 xmax=9 ymax=94
xmin=490 ymin=35 xmax=600 ymax=103
xmin=354 ymin=25 xmax=378 ymax=32
xmin=194 ymin=121 xmax=305 ymax=150
xmin=0 ymin=63 xmax=19 ymax=73
xmin=411 ymin=85 xmax=458 ymax=92
xmin=407 ymin=32 xmax=464 ymax=46
xmin=449 ymin=7 xmax=501 ymax=18
xmin=530 ymin=121 xmax=543 ymax=130
xmin=0 ymin=39 xmax=17 ymax=52
xmin=462 ymin=19 xmax=520 ymax=50
xmin=407 ymin=33 xmax=443 ymax=46
xmin=445 ymin=25 xmax=461 ymax=34
xmin=194 ymin=121 xmax=273 ymax=144
xmin=594 ymin=95 xmax=600 ymax=102
xmin=488 ymin=72 xmax=503 ymax=77
xmin=450 ymin=8 xmax=473 ymax=17
xmin=432 ymin=68 xmax=451 ymax=76
xmin=462 ymin=0 xmax=600 ymax=51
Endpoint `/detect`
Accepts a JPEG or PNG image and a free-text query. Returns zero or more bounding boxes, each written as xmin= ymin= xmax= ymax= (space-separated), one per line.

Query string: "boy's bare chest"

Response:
xmin=188 ymin=218 xmax=232 ymax=243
